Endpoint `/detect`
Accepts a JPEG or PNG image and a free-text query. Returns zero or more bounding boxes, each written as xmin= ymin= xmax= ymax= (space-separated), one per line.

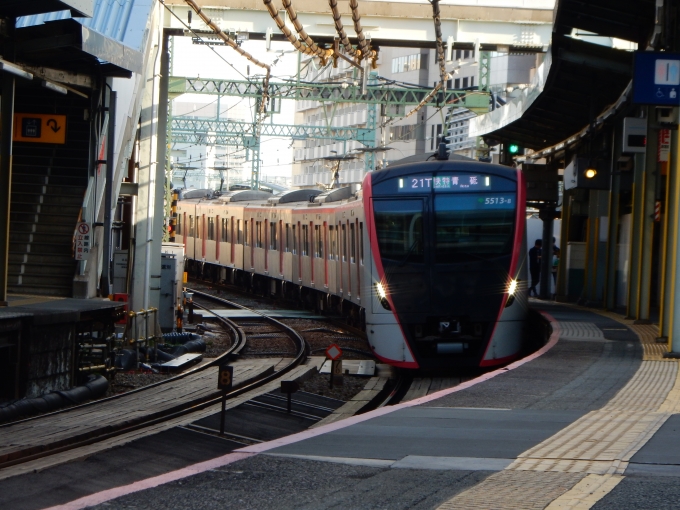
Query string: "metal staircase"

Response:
xmin=7 ymin=91 xmax=90 ymax=297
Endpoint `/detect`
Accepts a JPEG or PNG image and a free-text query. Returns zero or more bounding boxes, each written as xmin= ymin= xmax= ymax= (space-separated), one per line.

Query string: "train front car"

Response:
xmin=363 ymin=160 xmax=527 ymax=370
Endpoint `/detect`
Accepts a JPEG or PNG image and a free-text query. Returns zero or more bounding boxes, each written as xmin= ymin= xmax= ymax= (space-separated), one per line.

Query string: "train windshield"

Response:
xmin=373 ymin=199 xmax=424 ymax=264
xmin=434 ymin=194 xmax=515 ymax=263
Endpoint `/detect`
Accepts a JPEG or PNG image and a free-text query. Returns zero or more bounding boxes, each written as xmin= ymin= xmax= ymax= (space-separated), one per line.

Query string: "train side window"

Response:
xmin=315 ymin=225 xmax=324 ymax=258
xmin=189 ymin=216 xmax=194 ymax=237
xmin=207 ymin=217 xmax=215 ymax=241
xmin=335 ymin=226 xmax=340 ymax=260
xmin=341 ymin=224 xmax=347 ymax=261
xmin=279 ymin=220 xmax=283 ymax=251
xmin=256 ymin=221 xmax=262 ymax=248
xmin=292 ymin=224 xmax=297 ymax=254
xmin=328 ymin=225 xmax=335 ymax=260
xmin=244 ymin=220 xmax=249 ymax=246
xmin=177 ymin=214 xmax=182 ymax=235
xmin=350 ymin=222 xmax=356 ymax=263
xmin=237 ymin=219 xmax=241 ymax=244
xmin=270 ymin=221 xmax=277 ymax=250
xmin=302 ymin=225 xmax=309 ymax=256
xmin=220 ymin=218 xmax=226 ymax=242
xmin=359 ymin=222 xmax=364 ymax=265
xmin=285 ymin=224 xmax=291 ymax=252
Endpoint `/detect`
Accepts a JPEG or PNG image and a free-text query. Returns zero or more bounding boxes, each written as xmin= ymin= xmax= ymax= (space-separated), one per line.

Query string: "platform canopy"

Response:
xmin=554 ymin=0 xmax=656 ymax=45
xmin=15 ymin=18 xmax=143 ymax=76
xmin=0 ymin=0 xmax=93 ymax=18
xmin=470 ymin=0 xmax=657 ymax=151
xmin=471 ymin=34 xmax=633 ymax=150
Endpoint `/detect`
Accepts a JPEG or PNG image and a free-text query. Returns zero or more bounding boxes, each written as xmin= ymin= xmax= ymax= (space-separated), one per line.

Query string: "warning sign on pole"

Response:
xmin=75 ymin=222 xmax=91 ymax=260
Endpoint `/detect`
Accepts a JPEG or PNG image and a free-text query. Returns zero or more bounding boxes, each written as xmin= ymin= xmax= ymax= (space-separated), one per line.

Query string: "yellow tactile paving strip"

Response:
xmin=509 ymin=409 xmax=669 ymax=474
xmin=545 ymin=474 xmax=624 ymax=510
xmin=659 ymin=367 xmax=680 ymax=413
xmin=580 ymin=307 xmax=668 ymax=361
xmin=436 ymin=314 xmax=680 ymax=510
xmin=603 ymin=360 xmax=677 ymax=411
xmin=438 ymin=471 xmax=583 ymax=510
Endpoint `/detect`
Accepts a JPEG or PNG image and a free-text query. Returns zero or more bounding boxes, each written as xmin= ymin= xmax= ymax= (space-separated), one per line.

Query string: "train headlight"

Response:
xmin=375 ymin=282 xmax=391 ymax=310
xmin=505 ymin=279 xmax=518 ymax=307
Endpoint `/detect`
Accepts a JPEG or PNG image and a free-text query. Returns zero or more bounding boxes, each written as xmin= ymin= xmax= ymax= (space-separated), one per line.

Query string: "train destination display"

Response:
xmin=398 ymin=174 xmax=491 ymax=192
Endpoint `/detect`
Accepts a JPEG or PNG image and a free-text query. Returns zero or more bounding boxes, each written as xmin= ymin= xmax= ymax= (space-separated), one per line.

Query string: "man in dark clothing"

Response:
xmin=528 ymin=239 xmax=542 ymax=297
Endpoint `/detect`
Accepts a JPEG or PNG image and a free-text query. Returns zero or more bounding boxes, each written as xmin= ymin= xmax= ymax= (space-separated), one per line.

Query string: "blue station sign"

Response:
xmin=633 ymin=52 xmax=680 ymax=105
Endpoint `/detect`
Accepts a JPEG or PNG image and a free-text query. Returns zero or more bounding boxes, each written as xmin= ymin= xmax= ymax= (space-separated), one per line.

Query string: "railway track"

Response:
xmin=0 ymin=295 xmax=311 ymax=472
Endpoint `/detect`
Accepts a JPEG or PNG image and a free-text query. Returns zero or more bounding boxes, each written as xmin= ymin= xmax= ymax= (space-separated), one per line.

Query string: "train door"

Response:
xmin=264 ymin=219 xmax=269 ymax=273
xmin=230 ymin=217 xmax=235 ymax=266
xmin=328 ymin=224 xmax=336 ymax=294
xmin=323 ymin=222 xmax=328 ymax=288
xmin=182 ymin=212 xmax=187 ymax=250
xmin=215 ymin=215 xmax=220 ymax=262
xmin=279 ymin=220 xmax=284 ymax=277
xmin=198 ymin=214 xmax=204 ymax=260
xmin=356 ymin=219 xmax=362 ymax=300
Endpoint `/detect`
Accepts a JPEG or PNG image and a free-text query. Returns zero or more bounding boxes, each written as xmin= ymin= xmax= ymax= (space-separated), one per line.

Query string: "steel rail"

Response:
xmin=0 ymin=296 xmax=309 ymax=470
xmin=0 ymin=311 xmax=245 ymax=429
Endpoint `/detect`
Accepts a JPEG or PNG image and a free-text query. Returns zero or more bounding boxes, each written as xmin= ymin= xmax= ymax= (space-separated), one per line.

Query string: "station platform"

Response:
xmin=1 ymin=294 xmax=125 ymax=402
xmin=8 ymin=301 xmax=680 ymax=510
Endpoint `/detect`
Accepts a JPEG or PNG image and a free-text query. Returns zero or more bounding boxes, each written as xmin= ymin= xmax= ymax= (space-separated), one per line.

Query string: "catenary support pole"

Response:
xmin=101 ymin=90 xmax=117 ymax=297
xmin=0 ymin=19 xmax=16 ymax=305
xmin=638 ymin=110 xmax=658 ymax=322
xmin=539 ymin=207 xmax=554 ymax=300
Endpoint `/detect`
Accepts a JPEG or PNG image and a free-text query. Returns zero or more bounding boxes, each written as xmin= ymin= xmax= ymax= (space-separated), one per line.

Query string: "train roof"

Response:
xmin=387 ymin=152 xmax=475 ymax=167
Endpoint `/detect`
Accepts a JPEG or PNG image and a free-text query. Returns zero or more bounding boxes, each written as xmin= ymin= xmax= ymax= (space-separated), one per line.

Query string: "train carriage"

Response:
xmin=178 ymin=158 xmax=526 ymax=370
xmin=364 ymin=159 xmax=526 ymax=369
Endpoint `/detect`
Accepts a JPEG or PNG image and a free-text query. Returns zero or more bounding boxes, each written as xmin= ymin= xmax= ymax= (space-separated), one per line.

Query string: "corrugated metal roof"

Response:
xmin=16 ymin=0 xmax=154 ymax=52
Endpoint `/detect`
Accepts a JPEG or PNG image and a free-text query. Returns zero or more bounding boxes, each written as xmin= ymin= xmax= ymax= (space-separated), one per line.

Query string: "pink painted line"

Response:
xmin=45 ymin=312 xmax=560 ymax=510
xmin=43 ymin=452 xmax=253 ymax=510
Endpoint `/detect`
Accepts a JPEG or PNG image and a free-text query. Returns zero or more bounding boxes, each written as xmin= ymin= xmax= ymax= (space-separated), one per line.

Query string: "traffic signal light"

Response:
xmin=502 ymin=142 xmax=523 ymax=165
xmin=167 ymin=216 xmax=177 ymax=241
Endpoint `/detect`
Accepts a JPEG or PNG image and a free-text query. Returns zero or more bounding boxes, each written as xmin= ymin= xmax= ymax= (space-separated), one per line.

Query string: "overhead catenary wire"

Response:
xmin=280 ymin=0 xmax=334 ymax=62
xmin=328 ymin=0 xmax=358 ymax=58
xmin=349 ymin=0 xmax=377 ymax=62
xmin=184 ymin=0 xmax=270 ymax=114
xmin=262 ymin=0 xmax=321 ymax=59
xmin=382 ymin=82 xmax=442 ymax=128
xmin=383 ymin=90 xmax=481 ymax=145
xmin=430 ymin=0 xmax=447 ymax=92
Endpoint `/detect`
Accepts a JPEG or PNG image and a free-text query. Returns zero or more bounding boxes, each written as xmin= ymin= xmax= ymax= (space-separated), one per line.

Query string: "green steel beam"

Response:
xmin=171 ymin=117 xmax=374 ymax=144
xmin=169 ymin=76 xmax=490 ymax=114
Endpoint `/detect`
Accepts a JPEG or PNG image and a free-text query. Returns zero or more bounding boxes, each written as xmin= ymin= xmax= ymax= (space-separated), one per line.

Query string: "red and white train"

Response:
xmin=176 ymin=158 xmax=527 ymax=369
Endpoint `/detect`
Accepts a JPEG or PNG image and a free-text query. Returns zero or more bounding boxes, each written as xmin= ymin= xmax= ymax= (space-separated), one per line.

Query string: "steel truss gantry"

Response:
xmin=170 ymin=76 xmax=489 ymax=187
xmin=169 ymin=77 xmax=489 ymax=113
xmin=170 ymin=117 xmax=374 ymax=145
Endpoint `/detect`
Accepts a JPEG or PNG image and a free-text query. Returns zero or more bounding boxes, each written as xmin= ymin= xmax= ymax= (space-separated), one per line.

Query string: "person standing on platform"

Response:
xmin=528 ymin=239 xmax=542 ymax=297
xmin=552 ymin=237 xmax=560 ymax=286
